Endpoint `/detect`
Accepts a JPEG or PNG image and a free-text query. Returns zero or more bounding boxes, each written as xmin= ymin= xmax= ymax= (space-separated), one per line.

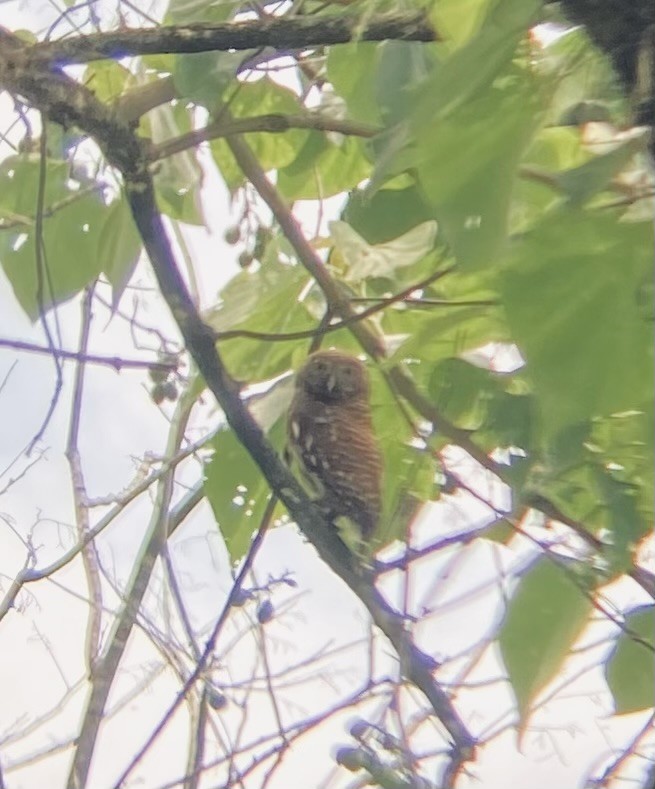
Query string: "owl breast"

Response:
xmin=288 ymin=395 xmax=382 ymax=539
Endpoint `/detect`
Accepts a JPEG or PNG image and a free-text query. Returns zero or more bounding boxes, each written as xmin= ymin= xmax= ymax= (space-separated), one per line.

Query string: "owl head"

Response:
xmin=295 ymin=350 xmax=370 ymax=402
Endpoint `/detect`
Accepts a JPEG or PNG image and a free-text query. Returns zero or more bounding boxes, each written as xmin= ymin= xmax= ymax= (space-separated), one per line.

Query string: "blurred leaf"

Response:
xmin=501 ymin=209 xmax=654 ymax=443
xmin=375 ymin=40 xmax=437 ymax=125
xmin=368 ymin=0 xmax=542 ymax=267
xmin=415 ymin=65 xmax=541 ymax=269
xmin=499 ymin=558 xmax=593 ymax=724
xmin=556 ymin=131 xmax=647 ymax=205
xmin=277 ymin=133 xmax=370 ymax=200
xmin=512 ymin=127 xmax=591 ymax=232
xmin=344 ymin=184 xmax=433 ymax=244
xmin=0 ymin=155 xmax=68 ymax=219
xmin=415 ymin=0 xmax=541 ymax=122
xmin=592 ymin=466 xmax=644 ymax=575
xmin=174 ymin=51 xmax=249 ymax=112
xmin=605 ymin=606 xmax=655 ymax=714
xmin=427 ymin=358 xmax=534 ymax=451
xmin=369 ymin=370 xmax=438 ymax=544
xmin=327 ymin=42 xmax=382 ymax=125
xmin=429 ymin=0 xmax=494 ymax=49
xmin=590 ymin=408 xmax=654 ymax=527
xmin=388 ymin=268 xmax=508 ymax=366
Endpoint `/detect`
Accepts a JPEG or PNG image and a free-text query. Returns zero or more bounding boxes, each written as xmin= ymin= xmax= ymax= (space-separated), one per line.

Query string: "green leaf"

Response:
xmin=427 ymin=358 xmax=534 ymax=451
xmin=0 ymin=155 xmax=68 ymax=220
xmin=204 ymin=257 xmax=312 ymax=382
xmin=414 ymin=0 xmax=541 ymax=124
xmin=415 ymin=65 xmax=541 ymax=269
xmin=500 ymin=209 xmax=654 ymax=443
xmin=369 ymin=370 xmax=438 ymax=544
xmin=523 ymin=443 xmax=650 ymax=569
xmin=344 ymin=184 xmax=433 ymax=244
xmin=97 ymin=196 xmax=142 ymax=309
xmin=84 ymin=60 xmax=133 ymax=105
xmin=148 ymin=102 xmax=205 ymax=225
xmin=556 ymin=131 xmax=647 ymax=205
xmin=512 ymin=127 xmax=591 ymax=233
xmin=0 ymin=157 xmax=107 ymax=318
xmin=388 ymin=269 xmax=508 ymax=366
xmin=173 ymin=51 xmax=247 ymax=112
xmin=605 ymin=606 xmax=655 ymax=714
xmin=590 ymin=408 xmax=654 ymax=528
xmin=277 ymin=133 xmax=370 ymax=201
xmin=204 ymin=386 xmax=290 ymax=565
xmin=430 ymin=0 xmax=494 ymax=49
xmin=375 ymin=41 xmax=437 ymax=125
xmin=499 ymin=558 xmax=593 ymax=724
xmin=592 ymin=466 xmax=644 ymax=576
xmin=327 ymin=42 xmax=382 ymax=125
xmin=428 ymin=358 xmax=497 ymax=429
xmin=204 ymin=423 xmax=277 ymax=565
xmin=210 ymin=78 xmax=309 ymax=191
xmin=368 ymin=0 xmax=542 ymax=266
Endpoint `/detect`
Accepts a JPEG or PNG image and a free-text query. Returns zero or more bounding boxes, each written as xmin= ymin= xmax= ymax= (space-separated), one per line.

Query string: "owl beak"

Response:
xmin=326 ymin=372 xmax=337 ymax=392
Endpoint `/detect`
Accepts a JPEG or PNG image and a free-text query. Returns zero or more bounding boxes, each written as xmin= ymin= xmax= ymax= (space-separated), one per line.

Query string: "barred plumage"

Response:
xmin=287 ymin=350 xmax=382 ymax=540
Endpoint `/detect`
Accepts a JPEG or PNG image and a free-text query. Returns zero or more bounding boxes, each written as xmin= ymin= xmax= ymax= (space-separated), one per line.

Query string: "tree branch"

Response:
xmin=24 ymin=12 xmax=437 ymax=66
xmin=153 ymin=112 xmax=378 ymax=161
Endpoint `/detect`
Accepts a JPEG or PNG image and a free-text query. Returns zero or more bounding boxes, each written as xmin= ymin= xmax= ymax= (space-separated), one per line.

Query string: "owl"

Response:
xmin=287 ymin=350 xmax=383 ymax=542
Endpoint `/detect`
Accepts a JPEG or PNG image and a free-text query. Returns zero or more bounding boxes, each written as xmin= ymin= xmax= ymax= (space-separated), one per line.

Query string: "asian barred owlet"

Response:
xmin=287 ymin=350 xmax=383 ymax=541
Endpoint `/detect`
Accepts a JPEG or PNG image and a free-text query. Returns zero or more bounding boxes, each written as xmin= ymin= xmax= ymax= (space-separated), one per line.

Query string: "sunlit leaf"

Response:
xmin=329 ymin=220 xmax=437 ymax=283
xmin=501 ymin=209 xmax=654 ymax=442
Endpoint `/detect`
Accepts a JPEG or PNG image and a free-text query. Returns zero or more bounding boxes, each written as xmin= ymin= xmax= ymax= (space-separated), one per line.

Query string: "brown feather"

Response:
xmin=288 ymin=351 xmax=382 ymax=539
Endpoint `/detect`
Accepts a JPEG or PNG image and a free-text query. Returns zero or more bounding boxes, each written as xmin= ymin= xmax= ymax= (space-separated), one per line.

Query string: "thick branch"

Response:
xmin=24 ymin=13 xmax=437 ymax=66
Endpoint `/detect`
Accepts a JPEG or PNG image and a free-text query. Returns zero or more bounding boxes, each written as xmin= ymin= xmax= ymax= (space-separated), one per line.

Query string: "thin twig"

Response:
xmin=114 ymin=495 xmax=279 ymax=787
xmin=27 ymin=121 xmax=63 ymax=455
xmin=153 ymin=113 xmax=378 ymax=161
xmin=0 ymin=336 xmax=176 ymax=372
xmin=67 ymin=396 xmax=193 ymax=789
xmin=65 ymin=284 xmax=104 ymax=671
